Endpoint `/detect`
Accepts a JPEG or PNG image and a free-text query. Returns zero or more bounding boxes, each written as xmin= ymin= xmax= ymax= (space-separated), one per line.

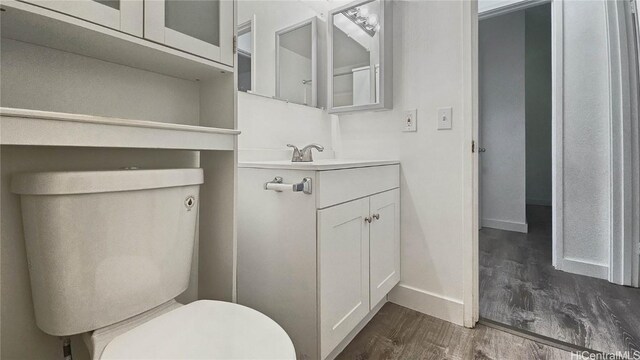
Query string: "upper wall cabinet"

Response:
xmin=3 ymin=0 xmax=235 ymax=78
xmin=22 ymin=0 xmax=143 ymax=36
xmin=329 ymin=0 xmax=392 ymax=114
xmin=144 ymin=0 xmax=234 ymax=66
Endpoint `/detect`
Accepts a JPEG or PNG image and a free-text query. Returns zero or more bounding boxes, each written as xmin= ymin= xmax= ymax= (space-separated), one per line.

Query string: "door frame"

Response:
xmin=464 ymin=0 xmax=559 ymax=327
xmin=632 ymin=0 xmax=640 ymax=289
xmin=466 ymin=0 xmax=640 ymax=326
xmin=605 ymin=0 xmax=640 ymax=287
xmin=462 ymin=0 xmax=479 ymax=327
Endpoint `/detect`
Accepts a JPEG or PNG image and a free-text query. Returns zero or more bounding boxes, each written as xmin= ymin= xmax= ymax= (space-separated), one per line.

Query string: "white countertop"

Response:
xmin=238 ymin=159 xmax=400 ymax=171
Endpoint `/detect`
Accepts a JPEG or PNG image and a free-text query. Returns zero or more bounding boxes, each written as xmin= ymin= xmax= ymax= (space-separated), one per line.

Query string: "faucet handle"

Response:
xmin=300 ymin=144 xmax=324 ymax=162
xmin=302 ymin=144 xmax=324 ymax=152
xmin=287 ymin=144 xmax=303 ymax=162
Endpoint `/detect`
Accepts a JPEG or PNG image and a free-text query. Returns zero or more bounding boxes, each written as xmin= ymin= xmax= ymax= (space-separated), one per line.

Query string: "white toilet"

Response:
xmin=12 ymin=168 xmax=295 ymax=359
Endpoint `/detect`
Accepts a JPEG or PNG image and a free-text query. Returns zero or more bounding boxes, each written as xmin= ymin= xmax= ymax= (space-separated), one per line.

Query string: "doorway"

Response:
xmin=476 ymin=0 xmax=640 ymax=356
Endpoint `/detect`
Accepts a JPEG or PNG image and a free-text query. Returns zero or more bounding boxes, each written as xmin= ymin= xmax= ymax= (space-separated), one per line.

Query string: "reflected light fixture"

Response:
xmin=341 ymin=5 xmax=378 ymax=36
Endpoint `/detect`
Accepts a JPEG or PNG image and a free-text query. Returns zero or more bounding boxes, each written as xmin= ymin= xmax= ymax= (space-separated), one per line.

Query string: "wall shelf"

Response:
xmin=0 ymin=108 xmax=240 ymax=151
xmin=0 ymin=0 xmax=233 ymax=81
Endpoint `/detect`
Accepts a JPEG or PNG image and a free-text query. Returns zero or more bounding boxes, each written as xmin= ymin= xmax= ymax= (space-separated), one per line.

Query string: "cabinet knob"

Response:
xmin=364 ymin=216 xmax=372 ymax=223
xmin=372 ymin=213 xmax=380 ymax=220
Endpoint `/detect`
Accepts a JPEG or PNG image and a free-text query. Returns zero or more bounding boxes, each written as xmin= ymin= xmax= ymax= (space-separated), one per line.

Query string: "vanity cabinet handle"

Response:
xmin=372 ymin=214 xmax=380 ymax=220
xmin=264 ymin=176 xmax=312 ymax=195
xmin=365 ymin=216 xmax=373 ymax=223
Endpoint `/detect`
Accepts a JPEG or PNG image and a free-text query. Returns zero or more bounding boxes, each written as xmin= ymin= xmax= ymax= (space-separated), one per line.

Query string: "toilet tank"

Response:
xmin=11 ymin=168 xmax=204 ymax=336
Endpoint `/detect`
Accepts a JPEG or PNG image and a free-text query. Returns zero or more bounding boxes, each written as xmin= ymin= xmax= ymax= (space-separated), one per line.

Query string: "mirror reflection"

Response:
xmin=237 ymin=21 xmax=253 ymax=93
xmin=276 ymin=19 xmax=316 ymax=107
xmin=331 ymin=0 xmax=381 ymax=109
xmin=237 ymin=1 xmax=333 ymax=109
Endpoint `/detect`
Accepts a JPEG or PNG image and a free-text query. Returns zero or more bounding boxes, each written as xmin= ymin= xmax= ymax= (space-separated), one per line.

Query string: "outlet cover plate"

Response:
xmin=437 ymin=107 xmax=452 ymax=130
xmin=403 ymin=109 xmax=417 ymax=132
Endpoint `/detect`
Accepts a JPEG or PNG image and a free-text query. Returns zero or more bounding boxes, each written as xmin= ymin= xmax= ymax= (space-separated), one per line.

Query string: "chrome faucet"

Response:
xmin=287 ymin=144 xmax=324 ymax=162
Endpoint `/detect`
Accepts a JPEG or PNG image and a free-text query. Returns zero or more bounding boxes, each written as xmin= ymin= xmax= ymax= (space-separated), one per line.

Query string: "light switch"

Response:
xmin=402 ymin=109 xmax=417 ymax=132
xmin=437 ymin=107 xmax=452 ymax=130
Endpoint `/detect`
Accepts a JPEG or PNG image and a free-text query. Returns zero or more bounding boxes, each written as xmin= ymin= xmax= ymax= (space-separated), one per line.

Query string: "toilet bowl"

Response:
xmin=12 ymin=168 xmax=295 ymax=359
xmin=94 ymin=300 xmax=295 ymax=359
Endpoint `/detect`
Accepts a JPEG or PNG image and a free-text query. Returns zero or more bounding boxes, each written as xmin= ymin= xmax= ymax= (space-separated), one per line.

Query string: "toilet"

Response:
xmin=12 ymin=168 xmax=295 ymax=359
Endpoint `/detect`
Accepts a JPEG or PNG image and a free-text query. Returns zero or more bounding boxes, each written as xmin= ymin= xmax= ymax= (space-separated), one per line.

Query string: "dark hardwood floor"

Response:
xmin=479 ymin=205 xmax=640 ymax=357
xmin=337 ymin=302 xmax=571 ymax=359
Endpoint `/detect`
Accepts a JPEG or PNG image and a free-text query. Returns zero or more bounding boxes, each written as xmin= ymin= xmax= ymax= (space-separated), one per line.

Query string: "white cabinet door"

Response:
xmin=318 ymin=198 xmax=370 ymax=359
xmin=369 ymin=189 xmax=400 ymax=307
xmin=24 ymin=0 xmax=143 ymax=36
xmin=144 ymin=0 xmax=234 ymax=66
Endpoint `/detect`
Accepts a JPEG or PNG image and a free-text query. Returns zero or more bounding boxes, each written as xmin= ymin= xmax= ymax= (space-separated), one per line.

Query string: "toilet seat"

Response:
xmin=100 ymin=300 xmax=296 ymax=359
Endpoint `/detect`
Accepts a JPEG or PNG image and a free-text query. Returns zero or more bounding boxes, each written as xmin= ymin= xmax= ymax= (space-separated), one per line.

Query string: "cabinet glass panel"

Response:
xmin=165 ymin=0 xmax=220 ymax=47
xmin=93 ymin=0 xmax=119 ymax=10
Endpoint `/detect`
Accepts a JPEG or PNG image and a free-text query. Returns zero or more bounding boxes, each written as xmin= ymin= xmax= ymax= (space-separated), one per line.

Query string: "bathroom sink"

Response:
xmin=238 ymin=159 xmax=399 ymax=171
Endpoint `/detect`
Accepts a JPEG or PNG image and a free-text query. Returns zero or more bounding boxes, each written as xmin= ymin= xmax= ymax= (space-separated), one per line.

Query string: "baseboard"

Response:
xmin=388 ymin=283 xmax=464 ymax=326
xmin=557 ymin=257 xmax=609 ymax=280
xmin=526 ymin=198 xmax=552 ymax=206
xmin=481 ymin=218 xmax=528 ymax=233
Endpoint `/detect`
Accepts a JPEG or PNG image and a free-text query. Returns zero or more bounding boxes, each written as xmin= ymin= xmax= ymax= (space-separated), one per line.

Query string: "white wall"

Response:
xmin=479 ymin=11 xmax=527 ymax=233
xmin=525 ymin=4 xmax=552 ymax=206
xmin=558 ymin=0 xmax=611 ymax=279
xmin=334 ymin=0 xmax=468 ymax=325
xmin=1 ymin=39 xmax=200 ymax=125
xmin=237 ymin=91 xmax=335 ymax=161
xmin=0 ymin=39 xmax=202 ymax=360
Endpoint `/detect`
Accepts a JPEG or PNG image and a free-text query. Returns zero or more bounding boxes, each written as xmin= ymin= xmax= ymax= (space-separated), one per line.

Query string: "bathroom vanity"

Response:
xmin=238 ymin=159 xmax=400 ymax=360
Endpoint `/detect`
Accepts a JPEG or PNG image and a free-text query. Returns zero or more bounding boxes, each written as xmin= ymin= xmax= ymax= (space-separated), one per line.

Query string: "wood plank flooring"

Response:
xmin=479 ymin=205 xmax=640 ymax=357
xmin=337 ymin=302 xmax=571 ymax=359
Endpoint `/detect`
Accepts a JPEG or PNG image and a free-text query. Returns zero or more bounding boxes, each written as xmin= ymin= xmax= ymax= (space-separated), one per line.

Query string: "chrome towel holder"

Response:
xmin=264 ymin=176 xmax=312 ymax=195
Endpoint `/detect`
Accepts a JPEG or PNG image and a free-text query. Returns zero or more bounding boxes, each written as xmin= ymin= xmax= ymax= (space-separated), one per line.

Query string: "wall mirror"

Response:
xmin=329 ymin=0 xmax=392 ymax=113
xmin=276 ymin=18 xmax=317 ymax=107
xmin=237 ymin=2 xmax=331 ymax=109
xmin=237 ymin=20 xmax=253 ymax=93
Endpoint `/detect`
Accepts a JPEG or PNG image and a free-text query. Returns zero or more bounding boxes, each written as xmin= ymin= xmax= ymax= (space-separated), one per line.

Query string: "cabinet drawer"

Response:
xmin=316 ymin=165 xmax=399 ymax=209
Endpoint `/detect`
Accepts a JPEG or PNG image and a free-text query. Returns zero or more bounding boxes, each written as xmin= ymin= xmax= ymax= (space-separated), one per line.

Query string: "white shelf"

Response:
xmin=0 ymin=108 xmax=240 ymax=151
xmin=0 ymin=0 xmax=233 ymax=81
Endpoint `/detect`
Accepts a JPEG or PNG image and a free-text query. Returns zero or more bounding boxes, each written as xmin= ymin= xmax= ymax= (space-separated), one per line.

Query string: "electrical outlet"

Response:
xmin=402 ymin=109 xmax=417 ymax=132
xmin=437 ymin=107 xmax=452 ymax=130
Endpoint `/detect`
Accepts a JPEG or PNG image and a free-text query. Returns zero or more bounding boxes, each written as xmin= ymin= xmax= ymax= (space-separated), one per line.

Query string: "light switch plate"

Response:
xmin=437 ymin=107 xmax=452 ymax=130
xmin=402 ymin=109 xmax=417 ymax=132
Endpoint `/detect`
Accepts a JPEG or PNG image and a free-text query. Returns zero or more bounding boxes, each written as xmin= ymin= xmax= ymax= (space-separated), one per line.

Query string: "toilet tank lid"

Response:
xmin=11 ymin=168 xmax=204 ymax=195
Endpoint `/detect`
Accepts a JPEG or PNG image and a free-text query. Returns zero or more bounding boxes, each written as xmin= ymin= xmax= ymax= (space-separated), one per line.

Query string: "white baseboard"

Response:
xmin=557 ymin=257 xmax=609 ymax=280
xmin=388 ymin=283 xmax=464 ymax=326
xmin=481 ymin=218 xmax=528 ymax=233
xmin=526 ymin=198 xmax=552 ymax=206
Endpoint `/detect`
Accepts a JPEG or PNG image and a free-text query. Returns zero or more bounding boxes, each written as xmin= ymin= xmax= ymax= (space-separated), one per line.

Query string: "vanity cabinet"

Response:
xmin=319 ymin=189 xmax=399 ymax=359
xmin=238 ymin=160 xmax=400 ymax=360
